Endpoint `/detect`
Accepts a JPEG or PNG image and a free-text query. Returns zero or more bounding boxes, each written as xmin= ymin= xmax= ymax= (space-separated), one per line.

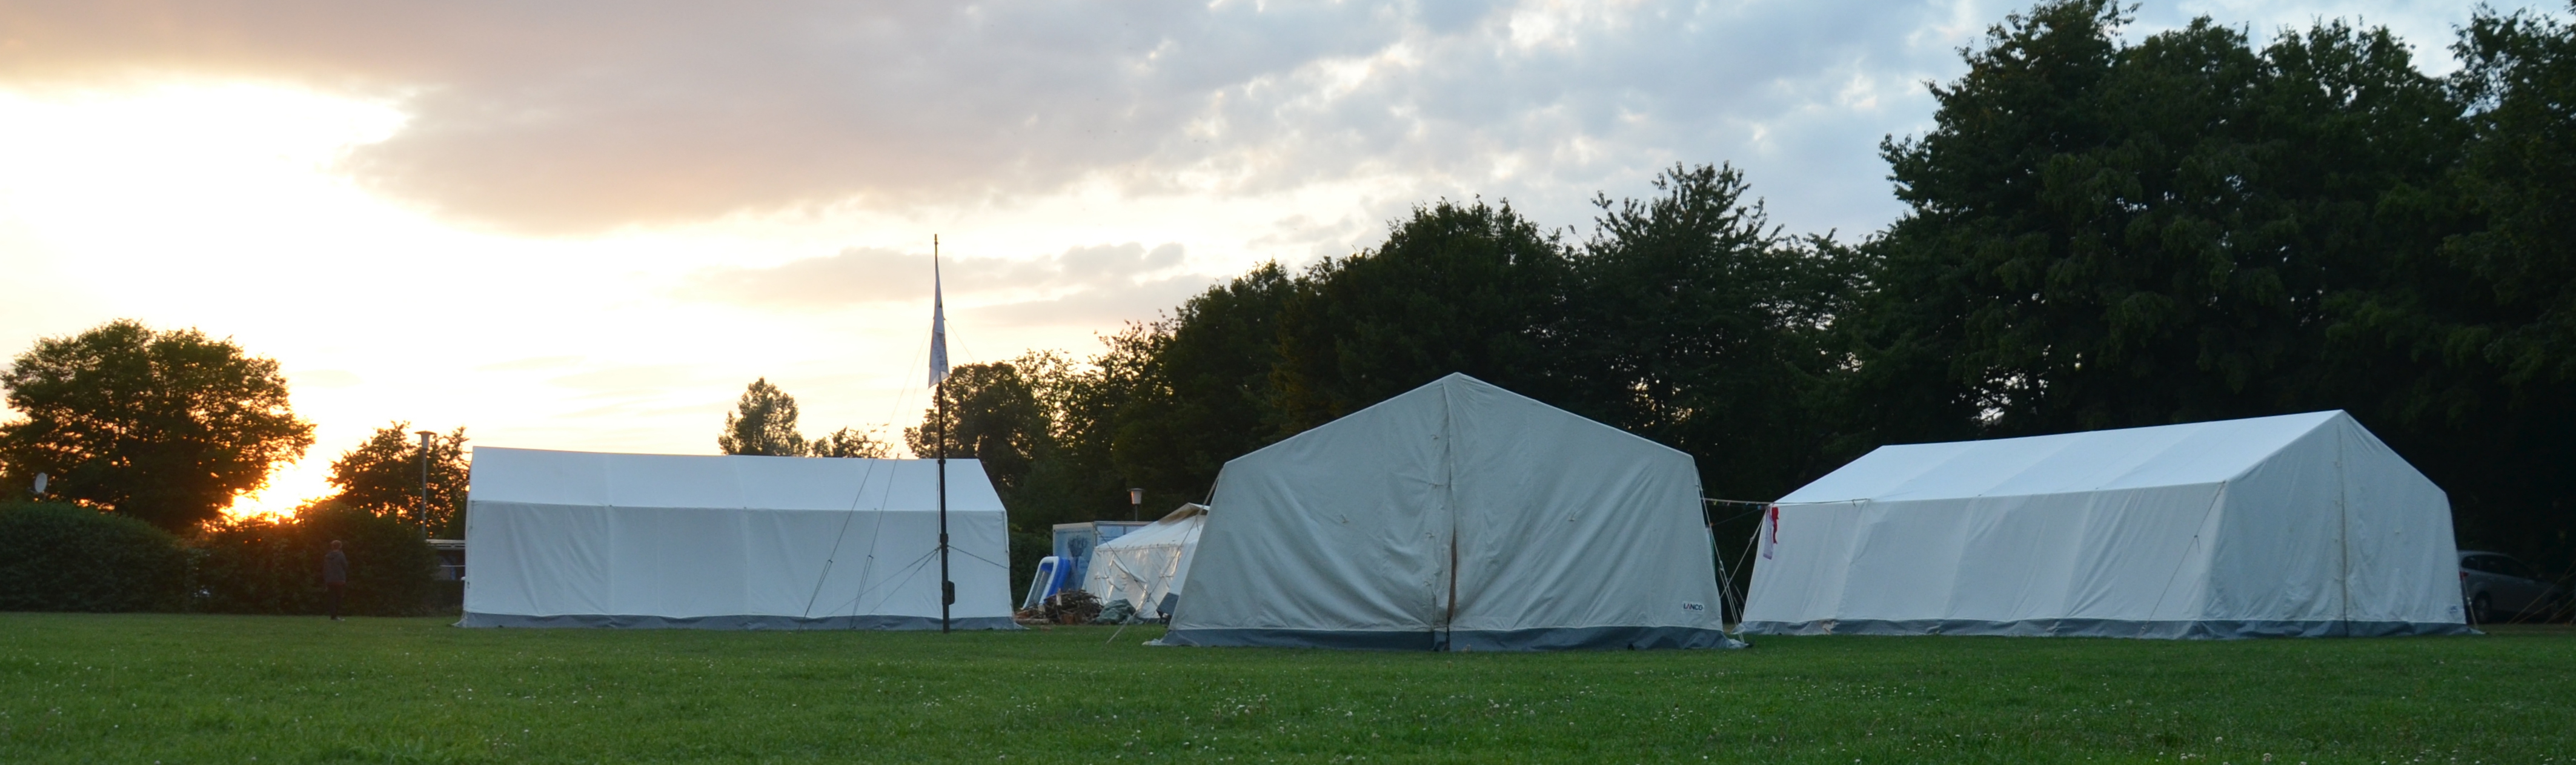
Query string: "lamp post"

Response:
xmin=1129 ymin=488 xmax=1143 ymax=521
xmin=415 ymin=430 xmax=437 ymax=538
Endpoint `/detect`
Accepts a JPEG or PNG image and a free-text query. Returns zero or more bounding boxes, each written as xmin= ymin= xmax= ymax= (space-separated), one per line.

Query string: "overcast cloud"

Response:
xmin=4 ymin=1 xmax=2546 ymax=240
xmin=0 ymin=0 xmax=2549 ymax=513
xmin=691 ymin=242 xmax=1192 ymax=310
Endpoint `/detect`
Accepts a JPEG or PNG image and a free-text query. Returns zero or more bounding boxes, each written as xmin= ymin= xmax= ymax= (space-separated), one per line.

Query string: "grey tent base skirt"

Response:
xmin=1155 ymin=625 xmax=1742 ymax=651
xmin=1738 ymin=618 xmax=2475 ymax=639
xmin=458 ymin=612 xmax=1023 ymax=631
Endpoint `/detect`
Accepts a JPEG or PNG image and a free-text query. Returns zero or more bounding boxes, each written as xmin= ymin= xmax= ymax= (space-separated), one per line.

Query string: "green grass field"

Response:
xmin=2 ymin=614 xmax=2569 ymax=764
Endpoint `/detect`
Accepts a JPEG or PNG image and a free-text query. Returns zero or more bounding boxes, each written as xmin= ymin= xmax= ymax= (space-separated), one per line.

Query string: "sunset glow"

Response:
xmin=0 ymin=1 xmax=2538 ymax=520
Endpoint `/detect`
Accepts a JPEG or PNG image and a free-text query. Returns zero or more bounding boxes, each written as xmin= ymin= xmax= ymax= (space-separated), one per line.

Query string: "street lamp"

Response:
xmin=1129 ymin=488 xmax=1143 ymax=520
xmin=415 ymin=430 xmax=437 ymax=537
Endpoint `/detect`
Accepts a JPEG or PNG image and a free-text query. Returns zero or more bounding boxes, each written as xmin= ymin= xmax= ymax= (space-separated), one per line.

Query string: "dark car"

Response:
xmin=2459 ymin=551 xmax=2566 ymax=624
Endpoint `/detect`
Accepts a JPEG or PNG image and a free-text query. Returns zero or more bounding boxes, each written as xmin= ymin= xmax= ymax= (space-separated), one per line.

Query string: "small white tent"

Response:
xmin=1741 ymin=411 xmax=2471 ymax=638
xmin=1083 ymin=504 xmax=1207 ymax=617
xmin=1161 ymin=374 xmax=1735 ymax=651
xmin=460 ymin=448 xmax=1017 ymax=629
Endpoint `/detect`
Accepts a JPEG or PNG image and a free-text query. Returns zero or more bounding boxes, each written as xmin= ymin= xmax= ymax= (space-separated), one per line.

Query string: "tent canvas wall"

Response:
xmin=460 ymin=447 xmax=1017 ymax=629
xmin=1741 ymin=411 xmax=2471 ymax=639
xmin=1083 ymin=504 xmax=1208 ymax=617
xmin=1163 ymin=374 xmax=1735 ymax=651
xmin=1047 ymin=521 xmax=1147 ymax=602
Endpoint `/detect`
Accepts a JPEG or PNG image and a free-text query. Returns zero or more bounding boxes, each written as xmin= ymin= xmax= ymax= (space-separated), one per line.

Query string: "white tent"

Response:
xmin=1161 ymin=374 xmax=1735 ymax=651
xmin=1741 ymin=411 xmax=2472 ymax=639
xmin=1083 ymin=504 xmax=1207 ymax=617
xmin=460 ymin=447 xmax=1017 ymax=629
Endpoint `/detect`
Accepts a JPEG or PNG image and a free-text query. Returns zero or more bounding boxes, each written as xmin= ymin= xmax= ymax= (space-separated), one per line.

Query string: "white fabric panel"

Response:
xmin=1183 ymin=383 xmax=1449 ymax=632
xmin=1778 ymin=411 xmax=2339 ymax=503
xmin=462 ymin=502 xmax=614 ymax=617
xmin=1082 ymin=506 xmax=1206 ymax=612
xmin=465 ymin=449 xmax=608 ymax=508
xmin=605 ymin=455 xmax=742 ymax=509
xmin=1447 ymin=379 xmax=1718 ymax=633
xmin=2065 ymin=485 xmax=2223 ymax=622
xmin=1171 ymin=374 xmax=1728 ymax=648
xmin=1744 ymin=411 xmax=2466 ymax=638
xmin=463 ymin=448 xmax=1012 ymax=628
xmin=1739 ymin=502 xmax=1859 ymax=625
xmin=1774 ymin=489 xmax=2219 ymax=624
xmin=2335 ymin=419 xmax=2463 ymax=624
xmin=2209 ymin=423 xmax=2346 ymax=623
xmin=1773 ymin=444 xmax=1973 ymax=503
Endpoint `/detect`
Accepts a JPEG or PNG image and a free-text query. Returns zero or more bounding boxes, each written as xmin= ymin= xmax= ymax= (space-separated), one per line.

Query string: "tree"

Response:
xmin=2321 ymin=5 xmax=2576 ymax=567
xmin=905 ymin=362 xmax=1050 ymax=502
xmin=1562 ymin=164 xmax=1856 ymax=502
xmin=1270 ymin=199 xmax=1571 ymax=431
xmin=1103 ymin=265 xmax=1294 ymax=509
xmin=2438 ymin=4 xmax=2576 ymax=563
xmin=0 ymin=320 xmax=315 ymax=532
xmin=718 ymin=377 xmax=807 ymax=456
xmin=325 ymin=422 xmax=469 ymax=537
xmin=1841 ymin=0 xmax=2576 ymax=569
xmin=1854 ymin=1 xmax=2468 ymax=434
xmin=1005 ymin=348 xmax=1134 ymax=526
xmin=2444 ymin=5 xmax=2576 ymax=392
xmin=811 ymin=427 xmax=894 ymax=458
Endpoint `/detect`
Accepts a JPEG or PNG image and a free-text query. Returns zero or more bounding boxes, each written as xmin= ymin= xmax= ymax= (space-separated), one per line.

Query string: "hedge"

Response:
xmin=0 ymin=501 xmax=190 ymax=612
xmin=194 ymin=502 xmax=440 ymax=617
xmin=0 ymin=499 xmax=439 ymax=616
xmin=1009 ymin=528 xmax=1053 ymax=604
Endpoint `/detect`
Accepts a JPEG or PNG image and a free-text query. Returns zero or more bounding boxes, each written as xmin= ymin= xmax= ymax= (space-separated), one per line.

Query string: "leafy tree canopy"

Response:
xmin=865 ymin=1 xmax=2576 ymax=573
xmin=0 ymin=320 xmax=314 ymax=532
xmin=812 ymin=427 xmax=895 ymax=459
xmin=1862 ymin=0 xmax=2469 ymax=435
xmin=719 ymin=377 xmax=808 ymax=456
xmin=325 ymin=422 xmax=468 ymax=537
xmin=715 ymin=377 xmax=896 ymax=463
xmin=1561 ymin=164 xmax=1857 ymax=500
xmin=1271 ymin=199 xmax=1572 ymax=431
xmin=906 ymin=362 xmax=1049 ymax=501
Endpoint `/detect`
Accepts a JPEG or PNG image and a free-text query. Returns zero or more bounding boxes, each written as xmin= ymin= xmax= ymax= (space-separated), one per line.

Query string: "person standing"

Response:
xmin=323 ymin=540 xmax=348 ymax=621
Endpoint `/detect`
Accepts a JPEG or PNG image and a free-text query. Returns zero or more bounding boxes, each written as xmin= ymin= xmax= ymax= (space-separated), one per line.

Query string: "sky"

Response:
xmin=0 ymin=0 xmax=2552 ymax=517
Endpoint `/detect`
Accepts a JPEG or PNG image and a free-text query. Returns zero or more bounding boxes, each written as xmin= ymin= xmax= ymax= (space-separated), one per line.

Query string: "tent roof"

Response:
xmin=1778 ymin=411 xmax=2349 ymax=504
xmin=1098 ymin=504 xmax=1206 ymax=551
xmin=468 ymin=446 xmax=1003 ymax=512
xmin=1229 ymin=373 xmax=1693 ymax=468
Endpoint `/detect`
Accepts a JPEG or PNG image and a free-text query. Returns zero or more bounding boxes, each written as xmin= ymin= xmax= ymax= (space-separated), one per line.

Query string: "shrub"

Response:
xmin=1010 ymin=528 xmax=1054 ymax=604
xmin=0 ymin=500 xmax=189 ymax=612
xmin=194 ymin=500 xmax=439 ymax=616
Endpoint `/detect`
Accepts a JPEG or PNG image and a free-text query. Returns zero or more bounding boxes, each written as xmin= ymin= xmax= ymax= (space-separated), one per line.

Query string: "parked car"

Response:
xmin=2459 ymin=551 xmax=2566 ymax=624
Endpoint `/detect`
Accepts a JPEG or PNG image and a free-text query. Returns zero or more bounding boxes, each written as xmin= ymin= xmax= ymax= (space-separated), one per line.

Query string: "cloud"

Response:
xmin=473 ymin=354 xmax=583 ymax=373
xmin=0 ymin=1 xmax=2534 ymax=238
xmin=969 ymin=274 xmax=1218 ymax=328
xmin=686 ymin=242 xmax=1192 ymax=311
xmin=287 ymin=368 xmax=362 ymax=388
xmin=543 ymin=363 xmax=711 ymax=399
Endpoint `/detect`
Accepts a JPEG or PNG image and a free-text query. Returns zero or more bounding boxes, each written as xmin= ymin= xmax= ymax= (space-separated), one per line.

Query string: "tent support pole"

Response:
xmin=935 ymin=236 xmax=952 ymax=635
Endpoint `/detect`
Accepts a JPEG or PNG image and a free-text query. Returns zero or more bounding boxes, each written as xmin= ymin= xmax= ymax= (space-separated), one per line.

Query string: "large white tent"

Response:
xmin=1161 ymin=374 xmax=1736 ymax=651
xmin=1083 ymin=504 xmax=1208 ymax=618
xmin=1741 ymin=411 xmax=2472 ymax=638
xmin=460 ymin=448 xmax=1017 ymax=629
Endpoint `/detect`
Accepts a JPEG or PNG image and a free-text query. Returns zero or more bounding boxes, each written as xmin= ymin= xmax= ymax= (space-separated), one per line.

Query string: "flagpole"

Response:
xmin=934 ymin=234 xmax=952 ymax=634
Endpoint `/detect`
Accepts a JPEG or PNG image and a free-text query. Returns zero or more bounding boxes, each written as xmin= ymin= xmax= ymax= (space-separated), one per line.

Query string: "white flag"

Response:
xmin=928 ymin=250 xmax=949 ymax=388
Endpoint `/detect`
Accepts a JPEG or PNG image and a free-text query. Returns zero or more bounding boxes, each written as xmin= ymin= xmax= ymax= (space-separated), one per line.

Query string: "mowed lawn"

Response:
xmin=1 ymin=614 xmax=2570 ymax=764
